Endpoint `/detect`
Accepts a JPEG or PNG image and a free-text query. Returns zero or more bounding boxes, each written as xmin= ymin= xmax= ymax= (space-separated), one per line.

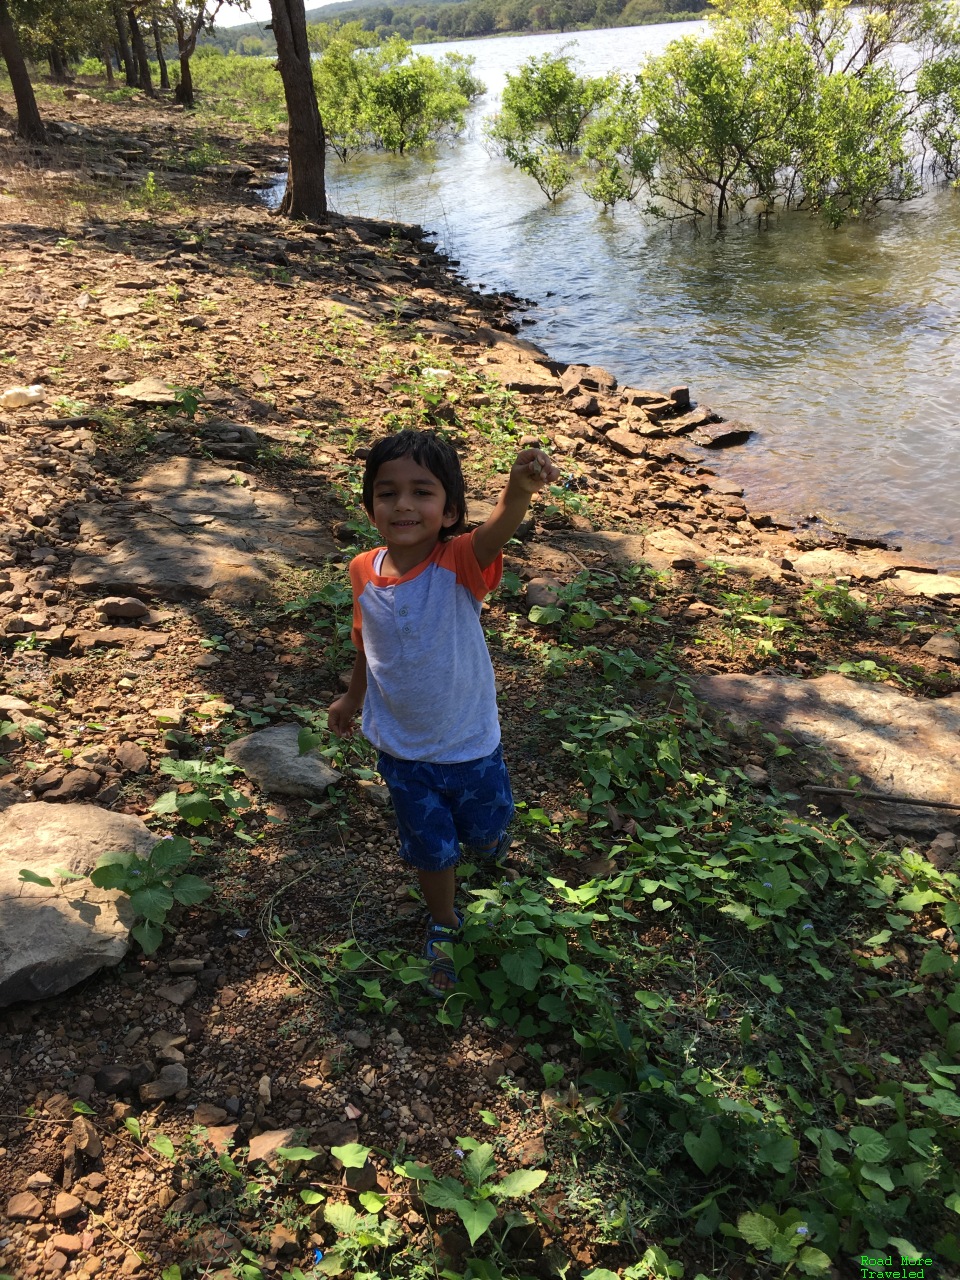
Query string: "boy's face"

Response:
xmin=367 ymin=455 xmax=459 ymax=552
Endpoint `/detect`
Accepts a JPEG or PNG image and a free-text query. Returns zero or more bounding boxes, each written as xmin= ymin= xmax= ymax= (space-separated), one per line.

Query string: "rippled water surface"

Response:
xmin=314 ymin=23 xmax=960 ymax=567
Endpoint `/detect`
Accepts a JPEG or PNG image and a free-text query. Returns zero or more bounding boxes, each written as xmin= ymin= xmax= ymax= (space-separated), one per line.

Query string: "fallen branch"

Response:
xmin=805 ymin=785 xmax=960 ymax=812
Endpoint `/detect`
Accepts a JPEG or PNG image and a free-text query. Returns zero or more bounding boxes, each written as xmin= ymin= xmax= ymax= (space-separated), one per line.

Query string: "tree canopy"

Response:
xmin=490 ymin=0 xmax=960 ymax=224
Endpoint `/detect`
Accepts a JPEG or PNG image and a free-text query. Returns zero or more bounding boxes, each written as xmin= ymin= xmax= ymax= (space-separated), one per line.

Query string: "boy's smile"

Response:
xmin=368 ymin=454 xmax=458 ymax=574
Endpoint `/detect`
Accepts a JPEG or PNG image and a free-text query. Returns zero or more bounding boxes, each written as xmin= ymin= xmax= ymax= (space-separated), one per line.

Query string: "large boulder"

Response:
xmin=225 ymin=723 xmax=341 ymax=800
xmin=0 ymin=805 xmax=154 ymax=1006
xmin=695 ymin=674 xmax=960 ymax=831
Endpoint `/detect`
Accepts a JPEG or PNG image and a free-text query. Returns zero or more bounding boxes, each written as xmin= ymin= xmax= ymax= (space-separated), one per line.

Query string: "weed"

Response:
xmin=804 ymin=579 xmax=867 ymax=628
xmin=129 ymin=171 xmax=174 ymax=213
xmin=150 ymin=754 xmax=252 ymax=837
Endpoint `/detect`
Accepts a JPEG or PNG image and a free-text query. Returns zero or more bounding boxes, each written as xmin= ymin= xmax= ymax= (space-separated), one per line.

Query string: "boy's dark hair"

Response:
xmin=362 ymin=429 xmax=467 ymax=539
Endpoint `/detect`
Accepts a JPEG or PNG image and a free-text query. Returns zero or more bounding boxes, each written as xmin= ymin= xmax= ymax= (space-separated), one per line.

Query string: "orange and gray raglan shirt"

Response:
xmin=349 ymin=532 xmax=503 ymax=764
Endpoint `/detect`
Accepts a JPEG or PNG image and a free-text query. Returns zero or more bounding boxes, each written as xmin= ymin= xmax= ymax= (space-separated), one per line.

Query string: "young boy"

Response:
xmin=328 ymin=429 xmax=560 ymax=994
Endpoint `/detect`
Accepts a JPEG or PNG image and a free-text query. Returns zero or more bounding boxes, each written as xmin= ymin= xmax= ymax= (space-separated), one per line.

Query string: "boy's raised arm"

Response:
xmin=473 ymin=448 xmax=561 ymax=570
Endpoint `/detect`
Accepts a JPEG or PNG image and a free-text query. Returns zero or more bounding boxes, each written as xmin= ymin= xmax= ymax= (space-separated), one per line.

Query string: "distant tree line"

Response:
xmin=198 ymin=0 xmax=705 ymax=56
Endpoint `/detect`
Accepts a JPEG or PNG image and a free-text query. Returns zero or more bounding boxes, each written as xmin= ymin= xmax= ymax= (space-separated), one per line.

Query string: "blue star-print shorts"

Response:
xmin=376 ymin=745 xmax=515 ymax=872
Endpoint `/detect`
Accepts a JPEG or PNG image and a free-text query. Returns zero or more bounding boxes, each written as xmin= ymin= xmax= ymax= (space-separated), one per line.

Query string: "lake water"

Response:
xmin=306 ymin=22 xmax=960 ymax=568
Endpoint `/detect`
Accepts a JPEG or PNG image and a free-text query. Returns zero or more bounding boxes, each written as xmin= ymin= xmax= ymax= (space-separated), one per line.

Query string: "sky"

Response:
xmin=217 ymin=2 xmax=273 ymax=26
xmin=217 ymin=1 xmax=339 ymax=26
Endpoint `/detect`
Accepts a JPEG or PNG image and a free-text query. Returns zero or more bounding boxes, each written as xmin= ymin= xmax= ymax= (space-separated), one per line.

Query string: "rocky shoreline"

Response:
xmin=1 ymin=86 xmax=959 ymax=1280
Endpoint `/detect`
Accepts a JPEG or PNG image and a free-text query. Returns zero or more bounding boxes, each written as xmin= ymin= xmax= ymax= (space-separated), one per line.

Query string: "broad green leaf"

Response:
xmin=300 ymin=1189 xmax=325 ymax=1205
xmin=172 ymin=874 xmax=213 ymax=907
xmin=324 ymin=1201 xmax=360 ymax=1234
xmin=501 ymin=946 xmax=543 ymax=991
xmin=462 ymin=1142 xmax=496 ymax=1189
xmin=795 ymin=1247 xmax=834 ymax=1276
xmin=149 ymin=837 xmax=193 ymax=871
xmin=330 ymin=1142 xmax=372 ymax=1168
xmin=584 ymin=1271 xmax=621 ymax=1280
xmin=314 ymin=1254 xmax=347 ymax=1276
xmin=124 ymin=1116 xmax=142 ymax=1142
xmin=298 ymin=727 xmax=325 ymax=755
xmin=359 ymin=1190 xmax=387 ymax=1212
xmin=131 ymin=920 xmax=164 ymax=955
xmin=755 ymin=1134 xmax=796 ymax=1172
xmin=684 ymin=1123 xmax=723 ymax=1175
xmin=919 ymin=946 xmax=954 ymax=976
xmin=422 ymin=1178 xmax=468 ymax=1210
xmin=860 ymin=1162 xmax=895 ymax=1191
xmin=129 ymin=883 xmax=174 ymax=923
xmin=219 ymin=1153 xmax=241 ymax=1177
xmin=150 ymin=1134 xmax=175 ymax=1159
xmin=277 ymin=1146 xmax=321 ymax=1163
xmin=72 ymin=1100 xmax=95 ymax=1115
xmin=898 ymin=889 xmax=945 ymax=912
xmin=849 ymin=1126 xmax=891 ymax=1163
xmin=394 ymin=1160 xmax=435 ymax=1180
xmin=150 ymin=790 xmax=180 ymax=816
xmin=737 ymin=1211 xmax=778 ymax=1249
xmin=759 ymin=973 xmax=783 ymax=994
xmin=496 ymin=1169 xmax=548 ymax=1197
xmin=920 ymin=1088 xmax=960 ymax=1117
xmin=455 ymin=1196 xmax=498 ymax=1245
xmin=161 ymin=1268 xmax=182 ymax=1280
xmin=478 ymin=1109 xmax=499 ymax=1127
xmin=90 ymin=863 xmax=130 ymax=891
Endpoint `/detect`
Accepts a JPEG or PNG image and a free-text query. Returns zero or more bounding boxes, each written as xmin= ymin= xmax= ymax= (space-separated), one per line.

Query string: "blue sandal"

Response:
xmin=424 ymin=911 xmax=463 ymax=998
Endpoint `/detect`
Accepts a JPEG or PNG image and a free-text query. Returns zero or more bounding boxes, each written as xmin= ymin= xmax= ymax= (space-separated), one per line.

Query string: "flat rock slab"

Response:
xmin=225 ymin=723 xmax=341 ymax=800
xmin=696 ymin=673 xmax=960 ymax=829
xmin=114 ymin=376 xmax=178 ymax=403
xmin=0 ymin=804 xmax=154 ymax=1006
xmin=791 ymin=548 xmax=940 ymax=582
xmin=69 ymin=458 xmax=337 ymax=602
xmin=886 ymin=571 xmax=960 ymax=599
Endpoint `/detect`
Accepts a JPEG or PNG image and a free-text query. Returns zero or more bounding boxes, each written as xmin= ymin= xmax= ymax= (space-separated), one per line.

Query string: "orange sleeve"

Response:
xmin=348 ymin=553 xmax=373 ymax=651
xmin=440 ymin=532 xmax=502 ymax=600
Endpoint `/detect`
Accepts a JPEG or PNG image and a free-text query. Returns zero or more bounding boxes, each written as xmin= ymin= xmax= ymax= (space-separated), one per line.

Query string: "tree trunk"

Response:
xmin=268 ymin=0 xmax=327 ymax=221
xmin=49 ymin=47 xmax=68 ymax=81
xmin=174 ymin=16 xmax=193 ymax=105
xmin=103 ymin=41 xmax=116 ymax=87
xmin=114 ymin=2 xmax=136 ymax=85
xmin=0 ymin=0 xmax=46 ymax=144
xmin=152 ymin=17 xmax=169 ymax=90
xmin=128 ymin=8 xmax=156 ymax=97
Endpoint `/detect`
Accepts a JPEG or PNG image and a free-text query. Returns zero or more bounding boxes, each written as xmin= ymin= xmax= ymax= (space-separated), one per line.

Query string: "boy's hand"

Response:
xmin=328 ymin=693 xmax=361 ymax=738
xmin=511 ymin=448 xmax=561 ymax=494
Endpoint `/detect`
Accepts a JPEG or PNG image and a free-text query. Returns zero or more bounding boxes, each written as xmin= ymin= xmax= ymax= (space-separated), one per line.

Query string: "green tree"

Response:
xmin=315 ymin=31 xmax=480 ymax=158
xmin=362 ymin=38 xmax=472 ymax=153
xmin=579 ymin=0 xmax=960 ymax=224
xmin=313 ymin=21 xmax=377 ymax=159
xmin=486 ymin=47 xmax=615 ymax=199
xmin=918 ymin=54 xmax=960 ymax=177
xmin=163 ymin=1 xmax=249 ymax=107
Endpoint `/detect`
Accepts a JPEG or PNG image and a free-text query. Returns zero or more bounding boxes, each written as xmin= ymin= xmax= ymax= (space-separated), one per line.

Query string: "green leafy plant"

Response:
xmin=89 ymin=836 xmax=212 ymax=953
xmin=151 ymin=755 xmax=252 ymax=831
xmin=397 ymin=1138 xmax=547 ymax=1247
xmin=804 ymin=580 xmax=867 ymax=628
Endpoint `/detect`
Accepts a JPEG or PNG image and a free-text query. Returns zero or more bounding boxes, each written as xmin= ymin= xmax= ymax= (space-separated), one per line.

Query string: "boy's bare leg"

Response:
xmin=417 ymin=866 xmax=458 ymax=928
xmin=419 ymin=866 xmax=459 ymax=994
